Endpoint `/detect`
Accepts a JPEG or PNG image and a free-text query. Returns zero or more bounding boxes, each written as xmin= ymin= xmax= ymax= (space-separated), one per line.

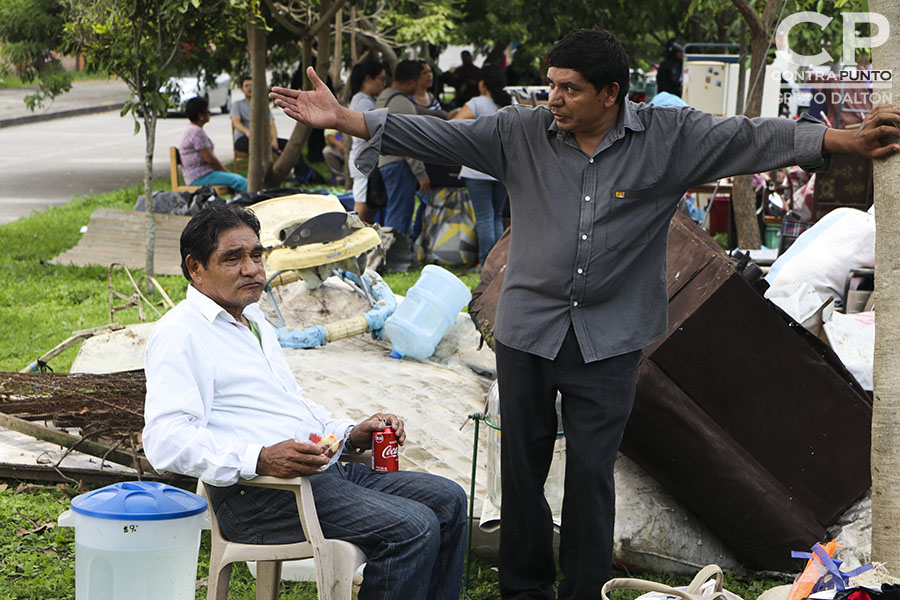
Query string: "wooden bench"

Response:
xmin=169 ymin=146 xmax=230 ymax=196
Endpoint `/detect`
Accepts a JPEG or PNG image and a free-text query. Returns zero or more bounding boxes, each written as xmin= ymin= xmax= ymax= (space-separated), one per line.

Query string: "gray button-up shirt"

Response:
xmin=357 ymin=102 xmax=828 ymax=362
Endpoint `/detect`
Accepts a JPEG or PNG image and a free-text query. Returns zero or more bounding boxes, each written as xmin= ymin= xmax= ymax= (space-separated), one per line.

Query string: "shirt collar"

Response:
xmin=546 ymin=100 xmax=646 ymax=144
xmin=186 ymin=285 xmax=263 ymax=325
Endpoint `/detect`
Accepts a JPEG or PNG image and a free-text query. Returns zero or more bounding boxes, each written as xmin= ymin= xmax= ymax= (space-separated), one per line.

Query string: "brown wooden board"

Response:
xmin=623 ymin=358 xmax=825 ymax=571
xmin=50 ymin=208 xmax=190 ymax=276
xmin=648 ymin=272 xmax=872 ymax=525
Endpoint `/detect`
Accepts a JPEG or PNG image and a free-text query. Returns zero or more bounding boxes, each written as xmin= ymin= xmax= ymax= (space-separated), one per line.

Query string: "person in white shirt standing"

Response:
xmin=142 ymin=205 xmax=466 ymax=600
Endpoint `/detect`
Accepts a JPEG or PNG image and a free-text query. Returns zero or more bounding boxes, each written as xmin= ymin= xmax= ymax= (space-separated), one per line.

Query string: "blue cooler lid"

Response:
xmin=70 ymin=481 xmax=207 ymax=521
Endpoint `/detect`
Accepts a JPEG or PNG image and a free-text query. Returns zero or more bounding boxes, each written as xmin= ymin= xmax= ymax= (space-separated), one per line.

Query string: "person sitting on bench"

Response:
xmin=178 ymin=97 xmax=248 ymax=194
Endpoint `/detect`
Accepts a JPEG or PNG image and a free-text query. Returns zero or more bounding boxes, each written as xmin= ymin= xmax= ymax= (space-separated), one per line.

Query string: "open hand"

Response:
xmin=257 ymin=439 xmax=329 ymax=477
xmin=270 ymin=67 xmax=342 ymax=129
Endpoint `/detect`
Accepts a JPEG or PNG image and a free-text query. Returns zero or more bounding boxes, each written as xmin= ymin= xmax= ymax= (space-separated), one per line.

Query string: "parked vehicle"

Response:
xmin=162 ymin=71 xmax=232 ymax=115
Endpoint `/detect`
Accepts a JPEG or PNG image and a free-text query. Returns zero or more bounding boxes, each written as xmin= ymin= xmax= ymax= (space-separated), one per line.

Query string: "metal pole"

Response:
xmin=464 ymin=413 xmax=481 ymax=593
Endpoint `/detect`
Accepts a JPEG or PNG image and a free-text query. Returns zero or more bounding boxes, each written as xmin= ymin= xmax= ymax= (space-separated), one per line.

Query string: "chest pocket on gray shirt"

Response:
xmin=605 ymin=188 xmax=659 ymax=251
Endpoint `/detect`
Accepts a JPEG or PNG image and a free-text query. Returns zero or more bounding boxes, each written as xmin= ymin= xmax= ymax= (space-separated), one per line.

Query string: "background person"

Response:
xmin=656 ymin=38 xmax=685 ymax=98
xmin=452 ymin=50 xmax=481 ymax=107
xmin=232 ymin=75 xmax=315 ymax=183
xmin=375 ymin=60 xmax=430 ymax=236
xmin=452 ymin=64 xmax=512 ymax=268
xmin=178 ymin=97 xmax=247 ymax=193
xmin=232 ymin=76 xmax=286 ymax=155
xmin=411 ymin=59 xmax=450 ymax=117
xmin=348 ymin=60 xmax=387 ymax=221
xmin=143 ymin=204 xmax=467 ymax=600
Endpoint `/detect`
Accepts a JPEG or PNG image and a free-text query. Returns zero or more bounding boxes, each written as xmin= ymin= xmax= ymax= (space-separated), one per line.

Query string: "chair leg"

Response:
xmin=255 ymin=560 xmax=283 ymax=600
xmin=207 ymin=560 xmax=233 ymax=600
xmin=314 ymin=542 xmax=364 ymax=600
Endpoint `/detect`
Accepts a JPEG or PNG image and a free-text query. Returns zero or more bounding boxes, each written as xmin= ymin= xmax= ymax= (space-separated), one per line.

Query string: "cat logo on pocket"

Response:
xmin=615 ymin=191 xmax=625 ymax=198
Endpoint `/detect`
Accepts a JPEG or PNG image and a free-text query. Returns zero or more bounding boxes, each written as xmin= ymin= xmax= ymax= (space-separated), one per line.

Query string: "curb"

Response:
xmin=0 ymin=102 xmax=126 ymax=129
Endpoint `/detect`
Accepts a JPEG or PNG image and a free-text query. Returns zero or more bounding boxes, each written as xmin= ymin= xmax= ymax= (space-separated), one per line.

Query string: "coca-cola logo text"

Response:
xmin=381 ymin=445 xmax=399 ymax=459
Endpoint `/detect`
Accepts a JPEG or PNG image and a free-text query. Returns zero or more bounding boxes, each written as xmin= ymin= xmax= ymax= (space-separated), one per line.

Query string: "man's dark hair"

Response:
xmin=394 ymin=59 xmax=424 ymax=84
xmin=240 ymin=75 xmax=252 ymax=87
xmin=185 ymin=96 xmax=210 ymax=123
xmin=349 ymin=60 xmax=385 ymax=96
xmin=180 ymin=205 xmax=261 ymax=281
xmin=548 ymin=28 xmax=630 ymax=104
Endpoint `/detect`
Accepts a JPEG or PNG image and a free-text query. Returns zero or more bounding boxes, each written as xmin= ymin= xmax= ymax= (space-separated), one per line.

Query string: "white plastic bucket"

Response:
xmin=58 ymin=481 xmax=207 ymax=600
xmin=384 ymin=265 xmax=472 ymax=359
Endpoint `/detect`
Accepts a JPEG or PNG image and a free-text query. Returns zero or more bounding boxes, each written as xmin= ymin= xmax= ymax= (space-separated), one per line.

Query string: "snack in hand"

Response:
xmin=308 ymin=432 xmax=342 ymax=458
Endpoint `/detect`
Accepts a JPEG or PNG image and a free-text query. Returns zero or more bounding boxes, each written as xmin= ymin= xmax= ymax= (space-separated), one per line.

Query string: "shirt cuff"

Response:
xmin=356 ymin=110 xmax=389 ymax=176
xmin=794 ymin=113 xmax=830 ymax=172
xmin=241 ymin=443 xmax=264 ymax=479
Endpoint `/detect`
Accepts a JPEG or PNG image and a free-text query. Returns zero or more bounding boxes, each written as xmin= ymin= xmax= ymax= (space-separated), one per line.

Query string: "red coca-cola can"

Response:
xmin=372 ymin=426 xmax=399 ymax=472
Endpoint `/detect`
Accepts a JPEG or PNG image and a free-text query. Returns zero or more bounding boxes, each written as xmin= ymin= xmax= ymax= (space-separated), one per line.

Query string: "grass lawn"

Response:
xmin=0 ymin=70 xmax=111 ymax=89
xmin=0 ymin=184 xmax=788 ymax=598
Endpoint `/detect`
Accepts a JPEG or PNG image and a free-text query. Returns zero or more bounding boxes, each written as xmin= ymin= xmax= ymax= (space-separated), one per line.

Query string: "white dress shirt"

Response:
xmin=142 ymin=285 xmax=354 ymax=486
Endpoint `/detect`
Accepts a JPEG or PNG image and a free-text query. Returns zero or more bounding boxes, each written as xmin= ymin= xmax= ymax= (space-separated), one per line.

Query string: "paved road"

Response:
xmin=0 ymin=87 xmax=298 ymax=225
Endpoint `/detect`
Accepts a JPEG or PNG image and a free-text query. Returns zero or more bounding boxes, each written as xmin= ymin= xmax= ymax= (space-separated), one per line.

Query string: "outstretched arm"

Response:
xmin=823 ymin=103 xmax=900 ymax=158
xmin=269 ymin=66 xmax=371 ymax=139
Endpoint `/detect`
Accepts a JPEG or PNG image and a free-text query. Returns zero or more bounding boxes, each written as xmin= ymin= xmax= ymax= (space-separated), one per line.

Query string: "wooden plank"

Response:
xmin=51 ymin=209 xmax=190 ymax=276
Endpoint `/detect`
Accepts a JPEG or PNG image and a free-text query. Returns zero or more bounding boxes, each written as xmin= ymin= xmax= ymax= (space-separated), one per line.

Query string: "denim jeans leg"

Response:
xmin=338 ymin=463 xmax=467 ymax=600
xmin=465 ymin=178 xmax=498 ymax=264
xmin=379 ymin=162 xmax=417 ymax=234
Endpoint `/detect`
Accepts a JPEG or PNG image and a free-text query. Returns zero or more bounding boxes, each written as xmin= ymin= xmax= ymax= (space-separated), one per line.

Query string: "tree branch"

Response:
xmin=308 ymin=0 xmax=348 ymax=39
xmin=264 ymin=0 xmax=309 ymax=37
xmin=731 ymin=0 xmax=766 ymax=39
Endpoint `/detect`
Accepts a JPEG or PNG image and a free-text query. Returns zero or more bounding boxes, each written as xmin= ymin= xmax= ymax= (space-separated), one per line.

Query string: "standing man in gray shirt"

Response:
xmin=271 ymin=28 xmax=900 ymax=600
xmin=375 ymin=60 xmax=431 ymax=235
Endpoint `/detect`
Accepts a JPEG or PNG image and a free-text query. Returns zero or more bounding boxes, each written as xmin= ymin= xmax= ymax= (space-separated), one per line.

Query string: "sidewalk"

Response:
xmin=0 ymin=78 xmax=131 ymax=128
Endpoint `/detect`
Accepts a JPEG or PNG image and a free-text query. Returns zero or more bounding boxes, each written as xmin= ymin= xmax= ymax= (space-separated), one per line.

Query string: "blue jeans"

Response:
xmin=379 ymin=161 xmax=418 ymax=234
xmin=208 ymin=462 xmax=467 ymax=600
xmin=191 ymin=170 xmax=248 ymax=194
xmin=464 ymin=179 xmax=508 ymax=264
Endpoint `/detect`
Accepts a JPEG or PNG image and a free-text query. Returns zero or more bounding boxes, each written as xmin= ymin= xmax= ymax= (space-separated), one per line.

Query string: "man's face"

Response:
xmin=241 ymin=79 xmax=253 ymax=100
xmin=546 ymin=66 xmax=617 ymax=135
xmin=188 ymin=224 xmax=266 ymax=319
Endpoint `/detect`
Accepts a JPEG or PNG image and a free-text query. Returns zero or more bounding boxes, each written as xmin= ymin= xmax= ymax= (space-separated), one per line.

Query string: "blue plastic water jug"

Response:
xmin=385 ymin=265 xmax=472 ymax=359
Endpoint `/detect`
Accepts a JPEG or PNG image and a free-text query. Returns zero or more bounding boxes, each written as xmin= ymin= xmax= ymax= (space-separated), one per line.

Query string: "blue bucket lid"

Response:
xmin=70 ymin=481 xmax=207 ymax=521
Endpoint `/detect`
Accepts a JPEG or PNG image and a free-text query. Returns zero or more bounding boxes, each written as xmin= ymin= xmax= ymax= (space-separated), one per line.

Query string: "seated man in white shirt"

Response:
xmin=142 ymin=205 xmax=466 ymax=600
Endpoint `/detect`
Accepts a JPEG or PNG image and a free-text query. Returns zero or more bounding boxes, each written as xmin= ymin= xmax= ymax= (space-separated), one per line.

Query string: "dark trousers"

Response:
xmin=495 ymin=325 xmax=641 ymax=600
xmin=233 ymin=135 xmax=287 ymax=153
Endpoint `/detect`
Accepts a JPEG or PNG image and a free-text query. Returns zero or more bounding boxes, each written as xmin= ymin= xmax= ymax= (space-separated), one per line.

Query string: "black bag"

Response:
xmin=366 ymin=167 xmax=388 ymax=209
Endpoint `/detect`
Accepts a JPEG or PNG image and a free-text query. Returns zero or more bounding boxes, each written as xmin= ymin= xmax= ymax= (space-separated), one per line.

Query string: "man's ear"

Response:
xmin=185 ymin=254 xmax=203 ymax=285
xmin=601 ymin=82 xmax=620 ymax=108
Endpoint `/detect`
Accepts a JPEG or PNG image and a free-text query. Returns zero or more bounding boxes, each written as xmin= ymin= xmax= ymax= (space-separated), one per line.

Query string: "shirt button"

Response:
xmin=573 ymin=301 xmax=579 ymax=307
xmin=584 ymin=195 xmax=591 ymax=201
xmin=589 ymin=158 xmax=594 ymax=163
xmin=581 ymin=234 xmax=588 ymax=240
xmin=577 ymin=268 xmax=584 ymax=274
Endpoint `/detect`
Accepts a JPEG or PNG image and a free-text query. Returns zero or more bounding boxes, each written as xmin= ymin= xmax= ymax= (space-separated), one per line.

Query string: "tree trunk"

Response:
xmin=143 ymin=114 xmax=156 ymax=293
xmin=869 ymin=0 xmax=900 ymax=573
xmin=268 ymin=39 xmax=315 ymax=187
xmin=247 ymin=18 xmax=270 ymax=193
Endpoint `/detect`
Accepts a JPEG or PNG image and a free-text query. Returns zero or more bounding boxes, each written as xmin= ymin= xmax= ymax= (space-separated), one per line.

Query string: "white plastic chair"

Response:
xmin=201 ymin=463 xmax=368 ymax=600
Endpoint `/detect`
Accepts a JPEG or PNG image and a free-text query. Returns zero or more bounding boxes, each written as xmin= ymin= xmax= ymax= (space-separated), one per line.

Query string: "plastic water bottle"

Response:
xmin=384 ymin=265 xmax=472 ymax=359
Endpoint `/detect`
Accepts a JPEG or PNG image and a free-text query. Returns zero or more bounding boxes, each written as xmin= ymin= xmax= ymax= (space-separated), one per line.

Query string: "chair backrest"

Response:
xmin=170 ymin=146 xmax=183 ymax=191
